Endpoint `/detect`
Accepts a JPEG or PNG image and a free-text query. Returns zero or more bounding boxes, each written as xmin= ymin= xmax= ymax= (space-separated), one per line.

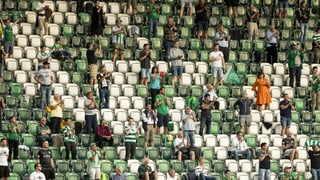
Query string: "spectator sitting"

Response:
xmin=95 ymin=120 xmax=113 ymax=148
xmin=223 ymin=170 xmax=234 ymax=180
xmin=282 ymin=131 xmax=299 ymax=161
xmin=230 ymin=131 xmax=252 ymax=161
xmin=112 ymin=166 xmax=127 ymax=180
xmin=50 ymin=38 xmax=72 ymax=60
xmin=195 ymin=157 xmax=217 ymax=180
xmin=36 ymin=116 xmax=53 ymax=146
xmin=167 ymin=169 xmax=180 ymax=180
xmin=138 ymin=158 xmax=158 ymax=180
xmin=279 ymin=166 xmax=299 ymax=180
xmin=174 ymin=131 xmax=195 ymax=161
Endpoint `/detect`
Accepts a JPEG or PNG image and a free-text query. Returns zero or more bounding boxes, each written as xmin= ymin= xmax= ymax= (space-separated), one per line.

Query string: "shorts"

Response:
xmin=180 ymin=0 xmax=192 ymax=8
xmin=141 ymin=68 xmax=150 ymax=78
xmin=279 ymin=0 xmax=288 ymax=10
xmin=157 ymin=113 xmax=169 ymax=127
xmin=225 ymin=0 xmax=239 ymax=7
xmin=42 ymin=167 xmax=55 ymax=180
xmin=211 ymin=67 xmax=224 ymax=78
xmin=89 ymin=167 xmax=101 ymax=180
xmin=197 ymin=21 xmax=209 ymax=31
xmin=239 ymin=115 xmax=252 ymax=127
xmin=171 ymin=66 xmax=183 ymax=76
xmin=0 ymin=166 xmax=9 ymax=178
xmin=284 ymin=148 xmax=293 ymax=157
xmin=89 ymin=64 xmax=98 ymax=80
xmin=127 ymin=0 xmax=137 ymax=9
xmin=114 ymin=43 xmax=125 ymax=51
xmin=280 ymin=116 xmax=291 ymax=128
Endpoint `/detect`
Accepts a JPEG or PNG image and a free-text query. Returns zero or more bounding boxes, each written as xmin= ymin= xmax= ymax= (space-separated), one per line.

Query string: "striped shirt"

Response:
xmin=195 ymin=165 xmax=209 ymax=176
xmin=124 ymin=124 xmax=138 ymax=143
xmin=313 ymin=33 xmax=320 ymax=48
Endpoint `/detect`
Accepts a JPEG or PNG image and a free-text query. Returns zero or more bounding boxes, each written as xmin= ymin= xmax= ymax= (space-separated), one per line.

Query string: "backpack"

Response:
xmin=85 ymin=2 xmax=94 ymax=15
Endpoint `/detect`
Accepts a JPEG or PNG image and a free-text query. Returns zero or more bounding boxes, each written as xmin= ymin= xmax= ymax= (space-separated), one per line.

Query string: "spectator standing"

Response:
xmin=142 ymin=103 xmax=156 ymax=149
xmin=215 ymin=25 xmax=230 ymax=62
xmin=87 ymin=143 xmax=102 ymax=180
xmin=203 ymin=84 xmax=219 ymax=109
xmin=298 ymin=2 xmax=309 ymax=43
xmin=163 ymin=18 xmax=178 ymax=61
xmin=288 ymin=42 xmax=304 ymax=88
xmin=174 ymin=131 xmax=195 ymax=161
xmin=168 ymin=41 xmax=185 ymax=87
xmin=37 ymin=140 xmax=55 ymax=180
xmin=279 ymin=167 xmax=299 ymax=180
xmin=124 ymin=117 xmax=139 ymax=161
xmin=155 ymin=87 xmax=171 ymax=134
xmin=278 ymin=0 xmax=288 ymax=22
xmin=113 ymin=166 xmax=128 ymax=180
xmin=313 ymin=27 xmax=320 ymax=64
xmin=307 ymin=144 xmax=320 ymax=180
xmin=247 ymin=4 xmax=259 ymax=40
xmin=62 ymin=118 xmax=77 ymax=160
xmin=233 ymin=92 xmax=252 ymax=134
xmin=37 ymin=45 xmax=51 ymax=70
xmin=195 ymin=0 xmax=209 ymax=40
xmin=0 ymin=18 xmax=18 ymax=58
xmin=95 ymin=120 xmax=113 ymax=148
xmin=195 ymin=157 xmax=217 ymax=180
xmin=87 ymin=42 xmax=102 ymax=85
xmin=258 ymin=143 xmax=272 ymax=180
xmin=112 ymin=20 xmax=127 ymax=63
xmin=36 ymin=117 xmax=53 ymax=146
xmin=29 ymin=163 xmax=46 ymax=180
xmin=209 ymin=43 xmax=225 ymax=87
xmin=0 ymin=97 xmax=4 ymax=131
xmin=181 ymin=107 xmax=197 ymax=148
xmin=279 ymin=94 xmax=295 ymax=136
xmin=91 ymin=0 xmax=105 ymax=39
xmin=0 ymin=139 xmax=9 ymax=180
xmin=138 ymin=158 xmax=158 ymax=180
xmin=36 ymin=0 xmax=50 ymax=37
xmin=49 ymin=95 xmax=64 ymax=134
xmin=0 ymin=44 xmax=7 ymax=83
xmin=310 ymin=67 xmax=320 ymax=111
xmin=7 ymin=116 xmax=20 ymax=162
xmin=179 ymin=0 xmax=192 ymax=19
xmin=266 ymin=25 xmax=279 ymax=64
xmin=146 ymin=0 xmax=160 ymax=39
xmin=252 ymin=72 xmax=271 ymax=111
xmin=150 ymin=66 xmax=161 ymax=110
xmin=225 ymin=0 xmax=238 ymax=19
xmin=282 ymin=131 xmax=298 ymax=161
xmin=97 ymin=66 xmax=112 ymax=109
xmin=199 ymin=94 xmax=214 ymax=136
xmin=230 ymin=131 xmax=252 ymax=161
xmin=139 ymin=44 xmax=152 ymax=87
xmin=51 ymin=38 xmax=72 ymax=60
xmin=34 ymin=61 xmax=54 ymax=109
xmin=84 ymin=92 xmax=99 ymax=134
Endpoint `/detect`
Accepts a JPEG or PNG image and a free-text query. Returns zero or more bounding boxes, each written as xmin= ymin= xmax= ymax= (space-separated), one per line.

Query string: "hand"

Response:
xmin=178 ymin=55 xmax=182 ymax=59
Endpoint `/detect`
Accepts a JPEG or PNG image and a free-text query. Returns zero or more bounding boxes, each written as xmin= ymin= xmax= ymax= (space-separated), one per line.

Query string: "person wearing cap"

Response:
xmin=139 ymin=43 xmax=152 ymax=87
xmin=306 ymin=144 xmax=320 ymax=180
xmin=37 ymin=45 xmax=51 ymax=70
xmin=282 ymin=131 xmax=298 ymax=161
xmin=266 ymin=24 xmax=279 ymax=64
xmin=37 ymin=140 xmax=55 ymax=180
xmin=49 ymin=94 xmax=64 ymax=133
xmin=168 ymin=41 xmax=185 ymax=87
xmin=87 ymin=143 xmax=102 ymax=180
xmin=113 ymin=166 xmax=127 ymax=180
xmin=215 ymin=25 xmax=230 ymax=62
xmin=29 ymin=163 xmax=46 ymax=180
xmin=91 ymin=0 xmax=105 ymax=40
xmin=163 ymin=17 xmax=178 ymax=61
xmin=209 ymin=43 xmax=225 ymax=88
xmin=181 ymin=107 xmax=197 ymax=148
xmin=146 ymin=0 xmax=160 ymax=39
xmin=257 ymin=142 xmax=272 ymax=180
xmin=288 ymin=41 xmax=304 ymax=88
xmin=112 ymin=20 xmax=127 ymax=63
xmin=62 ymin=118 xmax=77 ymax=160
xmin=233 ymin=92 xmax=252 ymax=134
xmin=34 ymin=61 xmax=54 ymax=109
xmin=279 ymin=166 xmax=299 ymax=180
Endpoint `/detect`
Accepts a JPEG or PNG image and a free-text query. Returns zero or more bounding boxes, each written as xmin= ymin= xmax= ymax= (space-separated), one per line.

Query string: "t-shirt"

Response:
xmin=181 ymin=112 xmax=196 ymax=131
xmin=84 ymin=97 xmax=97 ymax=115
xmin=200 ymin=100 xmax=211 ymax=117
xmin=37 ymin=149 xmax=53 ymax=168
xmin=279 ymin=173 xmax=297 ymax=180
xmin=36 ymin=124 xmax=51 ymax=138
xmin=49 ymin=99 xmax=63 ymax=118
xmin=311 ymin=74 xmax=320 ymax=91
xmin=168 ymin=47 xmax=184 ymax=66
xmin=195 ymin=4 xmax=208 ymax=22
xmin=37 ymin=69 xmax=52 ymax=86
xmin=37 ymin=52 xmax=51 ymax=67
xmin=147 ymin=3 xmax=160 ymax=20
xmin=257 ymin=151 xmax=270 ymax=169
xmin=87 ymin=150 xmax=101 ymax=168
xmin=29 ymin=171 xmax=46 ymax=180
xmin=149 ymin=74 xmax=161 ymax=90
xmin=155 ymin=94 xmax=169 ymax=115
xmin=313 ymin=33 xmax=320 ymax=47
xmin=230 ymin=137 xmax=248 ymax=151
xmin=209 ymin=51 xmax=224 ymax=68
xmin=279 ymin=100 xmax=292 ymax=118
xmin=138 ymin=165 xmax=152 ymax=177
xmin=0 ymin=146 xmax=9 ymax=166
xmin=87 ymin=49 xmax=97 ymax=64
xmin=3 ymin=24 xmax=14 ymax=42
xmin=139 ymin=50 xmax=151 ymax=69
xmin=97 ymin=72 xmax=111 ymax=89
xmin=8 ymin=123 xmax=19 ymax=141
xmin=308 ymin=150 xmax=320 ymax=169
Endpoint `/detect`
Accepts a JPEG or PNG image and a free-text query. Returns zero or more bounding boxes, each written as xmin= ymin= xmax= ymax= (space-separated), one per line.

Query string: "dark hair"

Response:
xmin=9 ymin=116 xmax=15 ymax=121
xmin=317 ymin=27 xmax=320 ymax=32
xmin=283 ymin=93 xmax=288 ymax=97
xmin=313 ymin=66 xmax=318 ymax=70
xmin=236 ymin=131 xmax=243 ymax=135
xmin=86 ymin=91 xmax=93 ymax=96
xmin=151 ymin=66 xmax=158 ymax=73
xmin=34 ymin=163 xmax=41 ymax=169
xmin=55 ymin=38 xmax=61 ymax=42
xmin=204 ymin=94 xmax=210 ymax=98
xmin=261 ymin=142 xmax=267 ymax=148
xmin=0 ymin=138 xmax=6 ymax=142
xmin=258 ymin=72 xmax=265 ymax=77
xmin=160 ymin=87 xmax=165 ymax=91
xmin=40 ymin=45 xmax=46 ymax=49
xmin=86 ymin=43 xmax=92 ymax=49
xmin=224 ymin=170 xmax=230 ymax=174
xmin=143 ymin=44 xmax=149 ymax=48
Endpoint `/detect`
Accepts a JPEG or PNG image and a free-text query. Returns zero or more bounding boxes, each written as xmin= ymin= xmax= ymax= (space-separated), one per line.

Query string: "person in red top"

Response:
xmin=95 ymin=119 xmax=113 ymax=148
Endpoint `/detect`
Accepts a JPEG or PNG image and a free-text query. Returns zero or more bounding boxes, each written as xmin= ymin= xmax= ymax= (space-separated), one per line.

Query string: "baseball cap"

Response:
xmin=291 ymin=41 xmax=299 ymax=46
xmin=43 ymin=61 xmax=50 ymax=65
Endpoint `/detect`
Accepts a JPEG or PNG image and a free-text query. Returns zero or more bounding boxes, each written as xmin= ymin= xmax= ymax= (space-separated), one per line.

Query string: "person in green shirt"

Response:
xmin=223 ymin=170 xmax=234 ymax=180
xmin=8 ymin=116 xmax=20 ymax=162
xmin=288 ymin=42 xmax=304 ymax=88
xmin=51 ymin=38 xmax=71 ymax=60
xmin=146 ymin=0 xmax=160 ymax=39
xmin=155 ymin=87 xmax=171 ymax=134
xmin=279 ymin=166 xmax=299 ymax=180
xmin=87 ymin=143 xmax=102 ymax=180
xmin=0 ymin=18 xmax=19 ymax=58
xmin=310 ymin=66 xmax=320 ymax=111
xmin=36 ymin=116 xmax=53 ymax=146
xmin=138 ymin=158 xmax=158 ymax=180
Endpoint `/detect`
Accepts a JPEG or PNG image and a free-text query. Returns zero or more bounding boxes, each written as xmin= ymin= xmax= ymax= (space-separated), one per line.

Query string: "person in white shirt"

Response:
xmin=30 ymin=163 xmax=46 ymax=180
xmin=168 ymin=41 xmax=185 ymax=87
xmin=202 ymin=84 xmax=220 ymax=109
xmin=209 ymin=43 xmax=225 ymax=88
xmin=167 ymin=169 xmax=180 ymax=180
xmin=173 ymin=131 xmax=195 ymax=161
xmin=36 ymin=0 xmax=50 ymax=37
xmin=0 ymin=138 xmax=9 ymax=180
xmin=194 ymin=157 xmax=216 ymax=180
xmin=230 ymin=131 xmax=252 ymax=161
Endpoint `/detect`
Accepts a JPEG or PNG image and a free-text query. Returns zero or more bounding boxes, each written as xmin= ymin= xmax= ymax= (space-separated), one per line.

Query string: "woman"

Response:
xmin=149 ymin=66 xmax=162 ymax=109
xmin=252 ymin=72 xmax=271 ymax=111
xmin=49 ymin=95 xmax=64 ymax=133
xmin=91 ymin=0 xmax=105 ymax=39
xmin=124 ymin=117 xmax=139 ymax=161
xmin=195 ymin=157 xmax=216 ymax=180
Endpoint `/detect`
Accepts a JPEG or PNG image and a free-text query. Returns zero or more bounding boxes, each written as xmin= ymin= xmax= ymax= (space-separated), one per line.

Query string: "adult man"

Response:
xmin=87 ymin=143 xmax=102 ymax=180
xmin=0 ymin=18 xmax=19 ymax=58
xmin=279 ymin=93 xmax=295 ymax=136
xmin=8 ymin=116 xmax=20 ymax=162
xmin=167 ymin=169 xmax=180 ymax=180
xmin=62 ymin=118 xmax=77 ymax=160
xmin=139 ymin=44 xmax=152 ymax=86
xmin=310 ymin=66 xmax=320 ymax=111
xmin=279 ymin=167 xmax=299 ymax=180
xmin=266 ymin=25 xmax=279 ymax=64
xmin=49 ymin=95 xmax=64 ymax=133
xmin=230 ymin=131 xmax=252 ymax=161
xmin=195 ymin=0 xmax=209 ymax=40
xmin=85 ymin=92 xmax=99 ymax=134
xmin=87 ymin=42 xmax=102 ymax=85
xmin=199 ymin=94 xmax=214 ymax=136
xmin=97 ymin=66 xmax=112 ymax=109
xmin=163 ymin=17 xmax=178 ymax=61
xmin=307 ymin=144 xmax=320 ymax=180
xmin=0 ymin=138 xmax=9 ymax=180
xmin=313 ymin=27 xmax=320 ymax=64
xmin=112 ymin=20 xmax=127 ymax=63
xmin=36 ymin=116 xmax=53 ymax=146
xmin=138 ymin=158 xmax=158 ymax=180
xmin=113 ymin=166 xmax=127 ymax=180
xmin=181 ymin=107 xmax=197 ymax=148
xmin=34 ymin=61 xmax=54 ymax=109
xmin=95 ymin=120 xmax=113 ymax=148
xmin=195 ymin=157 xmax=216 ymax=180
xmin=37 ymin=140 xmax=55 ymax=180
xmin=203 ymin=84 xmax=219 ymax=109
xmin=247 ymin=4 xmax=259 ymax=40
xmin=288 ymin=42 xmax=304 ymax=88
xmin=258 ymin=143 xmax=272 ymax=180
xmin=142 ymin=103 xmax=156 ymax=149
xmin=282 ymin=131 xmax=299 ymax=161
xmin=223 ymin=170 xmax=234 ymax=180
xmin=174 ymin=131 xmax=195 ymax=161
xmin=37 ymin=45 xmax=51 ymax=70
xmin=36 ymin=0 xmax=51 ymax=37
xmin=298 ymin=2 xmax=309 ymax=43
xmin=233 ymin=92 xmax=252 ymax=134
xmin=179 ymin=0 xmax=192 ymax=19
xmin=155 ymin=87 xmax=170 ymax=134
xmin=215 ymin=25 xmax=230 ymax=62
xmin=146 ymin=0 xmax=160 ymax=39
xmin=225 ymin=0 xmax=238 ymax=19
xmin=278 ymin=0 xmax=288 ymax=22
xmin=209 ymin=43 xmax=225 ymax=87
xmin=29 ymin=163 xmax=46 ymax=180
xmin=124 ymin=117 xmax=139 ymax=161
xmin=168 ymin=41 xmax=185 ymax=87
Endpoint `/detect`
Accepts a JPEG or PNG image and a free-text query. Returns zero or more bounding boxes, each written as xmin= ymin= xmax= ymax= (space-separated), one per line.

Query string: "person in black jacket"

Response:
xmin=298 ymin=1 xmax=309 ymax=43
xmin=233 ymin=92 xmax=252 ymax=134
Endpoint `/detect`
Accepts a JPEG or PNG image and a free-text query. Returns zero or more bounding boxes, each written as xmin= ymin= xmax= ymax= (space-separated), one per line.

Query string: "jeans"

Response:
xmin=289 ymin=67 xmax=301 ymax=88
xmin=125 ymin=142 xmax=136 ymax=161
xmin=99 ymin=88 xmax=110 ymax=109
xmin=184 ymin=130 xmax=195 ymax=148
xmin=163 ymin=40 xmax=174 ymax=61
xmin=266 ymin=45 xmax=278 ymax=64
xmin=40 ymin=85 xmax=52 ymax=109
xmin=85 ymin=114 xmax=97 ymax=134
xmin=50 ymin=117 xmax=62 ymax=133
xmin=148 ymin=19 xmax=159 ymax=39
xmin=300 ymin=23 xmax=309 ymax=42
xmin=232 ymin=149 xmax=251 ymax=161
xmin=150 ymin=88 xmax=160 ymax=110
xmin=8 ymin=139 xmax=19 ymax=162
xmin=199 ymin=173 xmax=217 ymax=180
xmin=199 ymin=116 xmax=211 ymax=136
xmin=64 ymin=142 xmax=77 ymax=160
xmin=258 ymin=168 xmax=270 ymax=180
xmin=311 ymin=168 xmax=320 ymax=180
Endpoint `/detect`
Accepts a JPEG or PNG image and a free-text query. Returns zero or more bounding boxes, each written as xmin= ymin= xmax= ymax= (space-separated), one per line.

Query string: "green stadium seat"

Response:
xmin=210 ymin=122 xmax=220 ymax=135
xmin=80 ymin=134 xmax=95 ymax=147
xmin=300 ymin=123 xmax=311 ymax=135
xmin=79 ymin=13 xmax=91 ymax=25
xmin=291 ymin=111 xmax=300 ymax=123
xmin=5 ymin=95 xmax=18 ymax=108
xmin=183 ymin=16 xmax=194 ymax=28
xmin=101 ymin=160 xmax=114 ymax=174
xmin=187 ymin=50 xmax=198 ymax=61
xmin=201 ymin=147 xmax=214 ymax=161
xmin=18 ymin=148 xmax=30 ymax=160
xmin=278 ymin=52 xmax=287 ymax=63
xmin=56 ymin=160 xmax=69 ymax=174
xmin=185 ymin=160 xmax=197 ymax=173
xmin=66 ymin=172 xmax=80 ymax=180
xmin=220 ymin=16 xmax=231 ymax=28
xmin=27 ymin=121 xmax=38 ymax=136
xmin=150 ymin=38 xmax=162 ymax=50
xmin=301 ymin=111 xmax=312 ymax=122
xmin=11 ymin=159 xmax=26 ymax=175
xmin=75 ymin=25 xmax=86 ymax=36
xmin=10 ymin=83 xmax=22 ymax=96
xmin=253 ymin=40 xmax=265 ymax=52
xmin=203 ymin=39 xmax=214 ymax=50
xmin=163 ymin=85 xmax=175 ymax=98
xmin=113 ymin=160 xmax=127 ymax=172
xmin=17 ymin=108 xmax=31 ymax=121
xmin=156 ymin=159 xmax=170 ymax=173
xmin=270 ymin=160 xmax=280 ymax=173
xmin=282 ymin=18 xmax=293 ymax=29
xmin=224 ymin=110 xmax=236 ymax=122
xmin=0 ymin=83 xmax=9 ymax=96
xmin=293 ymin=98 xmax=305 ymax=111
xmin=71 ymin=160 xmax=85 ymax=173
xmin=26 ymin=159 xmax=37 ymax=173
xmin=240 ymin=40 xmax=252 ymax=52
xmin=190 ymin=85 xmax=202 ymax=98
xmin=239 ymin=51 xmax=250 ymax=63
xmin=103 ymin=146 xmax=116 ymax=161
xmin=61 ymin=24 xmax=74 ymax=37
xmin=286 ymin=8 xmax=294 ymax=18
xmin=160 ymin=147 xmax=173 ymax=160
xmin=280 ymin=30 xmax=291 ymax=41
xmin=245 ymin=135 xmax=257 ymax=148
xmin=3 ymin=71 xmax=13 ymax=83
xmin=71 ymin=36 xmax=83 ymax=48
xmin=147 ymin=147 xmax=160 ymax=161
xmin=221 ymin=122 xmax=232 ymax=135
xmin=216 ymin=86 xmax=230 ymax=98
xmin=8 ymin=173 xmax=20 ymax=180
xmin=125 ymin=173 xmax=138 ymax=180
xmin=170 ymin=160 xmax=184 ymax=174
xmin=134 ymin=147 xmax=145 ymax=160
xmin=190 ymin=39 xmax=201 ymax=50
xmin=22 ymin=133 xmax=35 ymax=148
xmin=161 ymin=4 xmax=172 ymax=16
xmin=209 ymin=17 xmax=219 ymax=28
xmin=49 ymin=146 xmax=60 ymax=160
xmin=213 ymin=160 xmax=226 ymax=173
xmin=3 ymin=108 xmax=16 ymax=120
xmin=200 ymin=50 xmax=209 ymax=63
xmin=159 ymin=15 xmax=167 ymax=26
xmin=235 ymin=62 xmax=248 ymax=75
